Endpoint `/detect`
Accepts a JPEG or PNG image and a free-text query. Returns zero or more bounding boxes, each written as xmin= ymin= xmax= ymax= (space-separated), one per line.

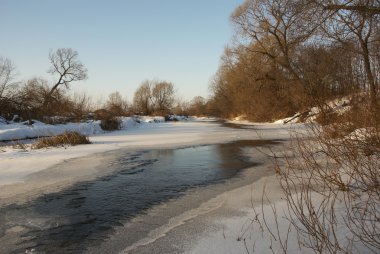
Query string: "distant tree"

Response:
xmin=20 ymin=78 xmax=57 ymax=119
xmin=69 ymin=92 xmax=93 ymax=118
xmin=133 ymin=80 xmax=153 ymax=115
xmin=151 ymin=81 xmax=175 ymax=114
xmin=105 ymin=91 xmax=128 ymax=116
xmin=172 ymin=99 xmax=190 ymax=116
xmin=0 ymin=57 xmax=17 ymax=99
xmin=0 ymin=57 xmax=19 ymax=118
xmin=188 ymin=96 xmax=207 ymax=116
xmin=44 ymin=48 xmax=87 ymax=108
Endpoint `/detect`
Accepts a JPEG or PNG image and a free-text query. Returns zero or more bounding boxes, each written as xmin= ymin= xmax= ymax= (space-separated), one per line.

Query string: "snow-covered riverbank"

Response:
xmin=0 ymin=116 xmax=165 ymax=142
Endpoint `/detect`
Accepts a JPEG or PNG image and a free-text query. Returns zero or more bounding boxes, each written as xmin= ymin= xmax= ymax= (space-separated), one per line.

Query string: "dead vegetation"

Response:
xmin=223 ymin=39 xmax=380 ymax=248
xmin=249 ymin=102 xmax=380 ymax=253
xmin=11 ymin=141 xmax=28 ymax=151
xmin=208 ymin=0 xmax=380 ymax=123
xmin=32 ymin=132 xmax=90 ymax=149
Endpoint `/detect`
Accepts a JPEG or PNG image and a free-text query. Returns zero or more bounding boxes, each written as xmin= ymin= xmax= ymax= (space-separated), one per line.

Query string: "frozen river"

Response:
xmin=0 ymin=120 xmax=298 ymax=253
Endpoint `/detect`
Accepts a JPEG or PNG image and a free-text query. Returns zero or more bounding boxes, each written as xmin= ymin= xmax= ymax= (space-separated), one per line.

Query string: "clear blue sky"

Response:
xmin=0 ymin=0 xmax=242 ymax=102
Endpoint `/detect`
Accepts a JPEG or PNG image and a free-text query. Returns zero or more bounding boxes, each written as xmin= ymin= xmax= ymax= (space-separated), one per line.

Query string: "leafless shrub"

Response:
xmin=32 ymin=132 xmax=90 ymax=149
xmin=44 ymin=48 xmax=87 ymax=109
xmin=105 ymin=91 xmax=129 ymax=116
xmin=314 ymin=110 xmax=339 ymax=126
xmin=254 ymin=107 xmax=380 ymax=253
xmin=19 ymin=78 xmax=62 ymax=119
xmin=187 ymin=96 xmax=208 ymax=116
xmin=69 ymin=92 xmax=94 ymax=119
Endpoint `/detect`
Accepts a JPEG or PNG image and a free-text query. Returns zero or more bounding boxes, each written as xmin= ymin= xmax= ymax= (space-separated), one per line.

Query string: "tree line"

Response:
xmin=209 ymin=0 xmax=380 ymax=121
xmin=0 ymin=48 xmax=212 ymax=123
xmin=221 ymin=2 xmax=380 ymax=253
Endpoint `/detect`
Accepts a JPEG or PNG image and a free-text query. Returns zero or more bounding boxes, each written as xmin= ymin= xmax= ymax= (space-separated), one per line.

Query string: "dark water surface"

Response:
xmin=219 ymin=120 xmax=257 ymax=130
xmin=0 ymin=140 xmax=280 ymax=253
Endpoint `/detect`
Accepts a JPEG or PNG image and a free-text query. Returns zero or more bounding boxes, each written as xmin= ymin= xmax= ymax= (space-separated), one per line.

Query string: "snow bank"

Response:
xmin=274 ymin=114 xmax=301 ymax=124
xmin=274 ymin=97 xmax=352 ymax=124
xmin=134 ymin=116 xmax=165 ymax=123
xmin=165 ymin=114 xmax=188 ymax=121
xmin=345 ymin=127 xmax=377 ymax=141
xmin=192 ymin=116 xmax=219 ymax=122
xmin=0 ymin=116 xmax=165 ymax=141
xmin=0 ymin=121 xmax=102 ymax=141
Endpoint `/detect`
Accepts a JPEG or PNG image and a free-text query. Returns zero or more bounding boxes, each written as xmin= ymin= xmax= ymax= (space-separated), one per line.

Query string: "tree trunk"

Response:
xmin=360 ymin=40 xmax=377 ymax=106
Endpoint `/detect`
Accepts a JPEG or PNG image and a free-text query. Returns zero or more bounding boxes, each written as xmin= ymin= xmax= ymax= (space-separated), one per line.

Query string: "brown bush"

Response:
xmin=314 ymin=110 xmax=338 ymax=126
xmin=319 ymin=99 xmax=380 ymax=139
xmin=100 ymin=117 xmax=121 ymax=131
xmin=33 ymin=132 xmax=90 ymax=149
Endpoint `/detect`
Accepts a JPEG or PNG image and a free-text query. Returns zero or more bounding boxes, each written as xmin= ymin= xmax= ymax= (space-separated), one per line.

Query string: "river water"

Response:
xmin=0 ymin=137 xmax=281 ymax=253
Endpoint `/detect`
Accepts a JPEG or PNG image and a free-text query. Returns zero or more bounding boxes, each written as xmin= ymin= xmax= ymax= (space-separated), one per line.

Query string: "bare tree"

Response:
xmin=321 ymin=0 xmax=380 ymax=106
xmin=105 ymin=91 xmax=128 ymax=116
xmin=70 ymin=92 xmax=93 ymax=118
xmin=322 ymin=1 xmax=380 ymax=14
xmin=188 ymin=96 xmax=207 ymax=116
xmin=44 ymin=48 xmax=87 ymax=107
xmin=0 ymin=57 xmax=19 ymax=118
xmin=231 ymin=0 xmax=323 ymax=92
xmin=19 ymin=78 xmax=54 ymax=119
xmin=133 ymin=80 xmax=153 ymax=115
xmin=151 ymin=81 xmax=175 ymax=114
xmin=0 ymin=57 xmax=17 ymax=99
xmin=172 ymin=98 xmax=190 ymax=116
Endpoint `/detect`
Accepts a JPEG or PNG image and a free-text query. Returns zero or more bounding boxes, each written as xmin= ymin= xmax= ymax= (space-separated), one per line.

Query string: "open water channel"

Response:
xmin=0 ymin=131 xmax=281 ymax=253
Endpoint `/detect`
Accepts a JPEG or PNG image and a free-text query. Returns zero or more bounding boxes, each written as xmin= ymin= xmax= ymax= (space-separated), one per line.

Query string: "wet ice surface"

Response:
xmin=0 ymin=140 xmax=280 ymax=253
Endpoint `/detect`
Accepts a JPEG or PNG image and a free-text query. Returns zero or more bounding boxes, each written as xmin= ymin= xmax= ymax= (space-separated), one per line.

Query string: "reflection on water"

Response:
xmin=0 ymin=140 xmax=280 ymax=253
xmin=219 ymin=120 xmax=256 ymax=129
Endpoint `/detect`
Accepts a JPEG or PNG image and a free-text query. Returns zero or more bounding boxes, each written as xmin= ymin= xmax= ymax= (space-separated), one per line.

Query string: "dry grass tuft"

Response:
xmin=33 ymin=132 xmax=90 ymax=149
xmin=12 ymin=141 xmax=28 ymax=151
